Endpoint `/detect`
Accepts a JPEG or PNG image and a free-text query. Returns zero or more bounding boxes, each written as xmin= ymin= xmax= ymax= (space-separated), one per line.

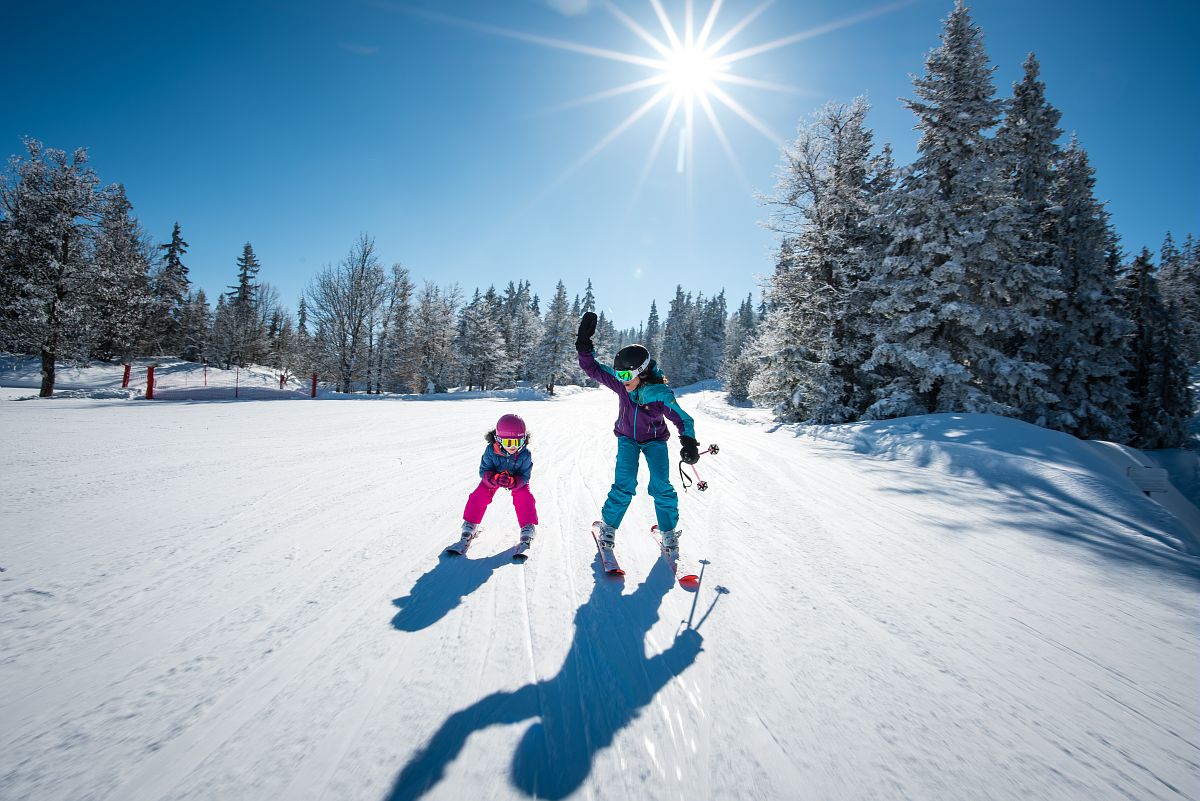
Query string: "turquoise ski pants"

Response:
xmin=601 ymin=436 xmax=679 ymax=532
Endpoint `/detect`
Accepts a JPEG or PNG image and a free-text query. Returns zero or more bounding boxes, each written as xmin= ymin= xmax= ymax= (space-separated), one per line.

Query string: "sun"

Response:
xmin=391 ymin=1 xmax=913 ymax=195
xmin=661 ymin=44 xmax=724 ymax=99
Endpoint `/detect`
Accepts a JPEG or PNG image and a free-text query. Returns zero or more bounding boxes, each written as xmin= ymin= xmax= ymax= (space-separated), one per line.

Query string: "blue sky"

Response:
xmin=2 ymin=0 xmax=1197 ymax=329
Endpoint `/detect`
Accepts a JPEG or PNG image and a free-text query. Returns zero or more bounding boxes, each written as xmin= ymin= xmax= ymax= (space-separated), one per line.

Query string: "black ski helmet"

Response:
xmin=613 ymin=344 xmax=652 ymax=376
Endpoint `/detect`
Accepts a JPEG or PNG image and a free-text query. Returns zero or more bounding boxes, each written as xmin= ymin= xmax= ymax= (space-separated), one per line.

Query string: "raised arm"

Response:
xmin=575 ymin=312 xmax=624 ymax=393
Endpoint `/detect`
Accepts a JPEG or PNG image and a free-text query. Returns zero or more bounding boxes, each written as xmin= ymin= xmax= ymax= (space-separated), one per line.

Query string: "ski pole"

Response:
xmin=679 ymin=443 xmax=719 ymax=492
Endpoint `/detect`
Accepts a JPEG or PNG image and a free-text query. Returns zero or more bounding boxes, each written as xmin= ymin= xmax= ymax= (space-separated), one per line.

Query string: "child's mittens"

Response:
xmin=576 ymin=312 xmax=597 ymax=352
xmin=483 ymin=471 xmax=501 ymax=488
xmin=495 ymin=472 xmax=515 ymax=488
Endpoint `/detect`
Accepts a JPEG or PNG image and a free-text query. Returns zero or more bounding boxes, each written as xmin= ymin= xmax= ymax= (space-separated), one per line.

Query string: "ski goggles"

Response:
xmin=497 ymin=436 xmax=525 ymax=449
xmin=615 ymin=355 xmax=652 ymax=383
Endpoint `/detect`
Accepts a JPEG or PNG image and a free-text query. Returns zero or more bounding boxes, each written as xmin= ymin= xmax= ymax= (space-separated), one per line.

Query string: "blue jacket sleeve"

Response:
xmin=661 ymin=391 xmax=696 ymax=439
xmin=578 ymin=350 xmax=624 ymax=393
xmin=478 ymin=447 xmax=496 ymax=478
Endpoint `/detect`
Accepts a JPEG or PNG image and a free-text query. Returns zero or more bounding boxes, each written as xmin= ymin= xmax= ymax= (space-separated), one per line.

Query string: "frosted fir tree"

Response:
xmin=660 ymin=285 xmax=699 ymax=385
xmin=994 ymin=53 xmax=1068 ymax=414
xmin=1121 ymin=249 xmax=1193 ymax=448
xmin=862 ymin=1 xmax=1058 ymax=419
xmin=376 ymin=263 xmax=414 ymax=393
xmin=644 ymin=300 xmax=663 ymax=358
xmin=147 ymin=221 xmax=191 ymax=355
xmin=503 ymin=280 xmax=543 ymax=384
xmin=178 ymin=288 xmax=211 ymax=362
xmin=0 ymin=139 xmax=101 ymax=395
xmin=220 ymin=242 xmax=268 ymax=367
xmin=581 ymin=278 xmax=596 ymax=314
xmin=754 ymin=98 xmax=892 ymax=422
xmin=695 ymin=290 xmax=727 ymax=381
xmin=722 ymin=293 xmax=760 ymax=403
xmin=532 ymin=280 xmax=576 ymax=395
xmin=1040 ymin=140 xmax=1133 ymax=441
xmin=456 ymin=287 xmax=507 ymax=390
xmin=1158 ymin=232 xmax=1200 ymax=363
xmin=86 ymin=184 xmax=155 ymax=361
xmin=410 ymin=281 xmax=462 ymax=393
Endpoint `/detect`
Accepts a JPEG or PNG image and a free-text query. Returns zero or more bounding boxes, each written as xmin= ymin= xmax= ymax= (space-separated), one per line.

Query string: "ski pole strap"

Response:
xmin=678 ymin=459 xmax=693 ymax=490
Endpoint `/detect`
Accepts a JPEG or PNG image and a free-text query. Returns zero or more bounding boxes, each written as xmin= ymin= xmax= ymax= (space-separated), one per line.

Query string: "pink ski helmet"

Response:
xmin=495 ymin=413 xmax=527 ymax=449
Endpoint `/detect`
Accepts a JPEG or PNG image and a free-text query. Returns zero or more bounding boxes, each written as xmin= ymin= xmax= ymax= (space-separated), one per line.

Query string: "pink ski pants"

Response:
xmin=463 ymin=480 xmax=539 ymax=527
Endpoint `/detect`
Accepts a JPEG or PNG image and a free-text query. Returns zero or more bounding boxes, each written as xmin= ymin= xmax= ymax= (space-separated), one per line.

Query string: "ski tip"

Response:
xmin=678 ymin=574 xmax=700 ymax=587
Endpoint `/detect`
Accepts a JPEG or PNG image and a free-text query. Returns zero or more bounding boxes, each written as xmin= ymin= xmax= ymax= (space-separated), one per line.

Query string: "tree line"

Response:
xmin=1 ymin=1 xmax=1193 ymax=449
xmin=727 ymin=1 xmax=1197 ymax=449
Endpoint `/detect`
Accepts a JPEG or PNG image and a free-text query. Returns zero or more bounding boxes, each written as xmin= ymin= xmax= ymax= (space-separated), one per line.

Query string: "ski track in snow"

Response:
xmin=0 ymin=387 xmax=1198 ymax=801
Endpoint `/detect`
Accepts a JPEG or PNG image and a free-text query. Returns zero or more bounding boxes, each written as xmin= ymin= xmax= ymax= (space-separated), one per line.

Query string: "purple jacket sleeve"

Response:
xmin=578 ymin=350 xmax=624 ymax=393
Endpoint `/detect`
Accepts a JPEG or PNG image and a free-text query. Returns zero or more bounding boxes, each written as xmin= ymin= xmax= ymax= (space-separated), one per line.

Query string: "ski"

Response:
xmin=444 ymin=526 xmax=482 ymax=556
xmin=651 ymin=525 xmax=699 ymax=587
xmin=590 ymin=521 xmax=624 ymax=576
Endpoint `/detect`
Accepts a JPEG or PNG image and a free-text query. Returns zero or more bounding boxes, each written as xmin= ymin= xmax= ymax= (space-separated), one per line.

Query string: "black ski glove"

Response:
xmin=679 ymin=435 xmax=700 ymax=464
xmin=575 ymin=311 xmax=597 ymax=352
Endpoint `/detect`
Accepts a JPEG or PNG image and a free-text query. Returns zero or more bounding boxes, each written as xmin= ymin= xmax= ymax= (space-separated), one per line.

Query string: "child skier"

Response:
xmin=574 ymin=312 xmax=701 ymax=574
xmin=452 ymin=413 xmax=538 ymax=557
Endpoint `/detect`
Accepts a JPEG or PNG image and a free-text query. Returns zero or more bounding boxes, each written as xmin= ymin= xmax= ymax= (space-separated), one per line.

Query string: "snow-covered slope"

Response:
xmin=1 ymin=380 xmax=1197 ymax=801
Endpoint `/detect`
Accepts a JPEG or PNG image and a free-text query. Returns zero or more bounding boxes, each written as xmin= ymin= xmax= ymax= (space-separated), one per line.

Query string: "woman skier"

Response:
xmin=452 ymin=413 xmax=538 ymax=557
xmin=574 ymin=312 xmax=700 ymax=574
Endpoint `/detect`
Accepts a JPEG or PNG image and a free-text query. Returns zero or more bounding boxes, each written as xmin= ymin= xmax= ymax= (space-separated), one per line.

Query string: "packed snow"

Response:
xmin=1 ymin=361 xmax=1197 ymax=801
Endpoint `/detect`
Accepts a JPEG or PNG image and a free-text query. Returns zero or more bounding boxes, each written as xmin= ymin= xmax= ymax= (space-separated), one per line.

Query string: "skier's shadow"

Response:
xmin=385 ymin=560 xmax=705 ymax=801
xmin=391 ymin=550 xmax=513 ymax=632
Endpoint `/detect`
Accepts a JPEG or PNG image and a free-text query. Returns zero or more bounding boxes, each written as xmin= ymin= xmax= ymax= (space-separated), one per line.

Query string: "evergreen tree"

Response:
xmin=456 ymin=287 xmax=506 ymax=390
xmin=221 ymin=242 xmax=266 ymax=366
xmin=660 ymin=286 xmax=698 ymax=385
xmin=178 ymin=288 xmax=211 ymax=363
xmin=1041 ymin=140 xmax=1133 ymax=440
xmin=582 ymin=279 xmax=596 ymax=314
xmin=87 ymin=184 xmax=154 ymax=360
xmin=754 ymin=98 xmax=890 ymax=422
xmin=696 ymin=290 xmax=727 ymax=380
xmin=532 ymin=280 xmax=575 ymax=395
xmin=149 ymin=221 xmax=191 ymax=355
xmin=1121 ymin=249 xmax=1193 ymax=448
xmin=644 ymin=300 xmax=662 ymax=357
xmin=1159 ymin=232 xmax=1200 ymax=363
xmin=0 ymin=139 xmax=101 ymax=395
xmin=722 ymin=293 xmax=759 ymax=403
xmin=862 ymin=2 xmax=1058 ymax=418
xmin=378 ymin=264 xmax=414 ymax=393
xmin=410 ymin=282 xmax=461 ymax=393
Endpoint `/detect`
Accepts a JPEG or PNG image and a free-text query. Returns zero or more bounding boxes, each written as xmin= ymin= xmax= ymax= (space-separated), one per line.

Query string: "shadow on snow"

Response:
xmin=391 ymin=549 xmax=516 ymax=632
xmin=385 ymin=559 xmax=708 ymax=801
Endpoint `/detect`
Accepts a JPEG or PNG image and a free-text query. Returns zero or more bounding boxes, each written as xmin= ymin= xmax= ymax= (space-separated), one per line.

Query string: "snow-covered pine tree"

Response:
xmin=695 ymin=290 xmax=726 ymax=381
xmin=86 ymin=184 xmax=155 ymax=361
xmin=582 ymin=279 xmax=596 ymax=314
xmin=753 ymin=98 xmax=890 ymax=422
xmin=862 ymin=2 xmax=1058 ymax=419
xmin=0 ymin=139 xmax=101 ymax=395
xmin=644 ymin=300 xmax=662 ymax=358
xmin=410 ymin=281 xmax=461 ymax=393
xmin=377 ymin=264 xmax=414 ymax=393
xmin=1158 ymin=232 xmax=1200 ymax=363
xmin=503 ymin=280 xmax=543 ymax=384
xmin=147 ymin=221 xmax=191 ymax=356
xmin=532 ymin=280 xmax=575 ymax=395
xmin=219 ymin=242 xmax=267 ymax=367
xmin=1041 ymin=139 xmax=1133 ymax=441
xmin=1121 ymin=248 xmax=1193 ymax=448
xmin=456 ymin=287 xmax=506 ymax=390
xmin=993 ymin=53 xmax=1068 ymax=419
xmin=178 ymin=288 xmax=211 ymax=363
xmin=722 ymin=293 xmax=759 ymax=402
xmin=660 ymin=285 xmax=699 ymax=385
